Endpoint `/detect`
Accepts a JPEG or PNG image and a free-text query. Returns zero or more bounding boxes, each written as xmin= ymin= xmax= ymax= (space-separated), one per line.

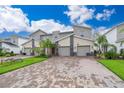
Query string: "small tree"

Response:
xmin=0 ymin=48 xmax=3 ymax=56
xmin=32 ymin=47 xmax=43 ymax=56
xmin=40 ymin=39 xmax=55 ymax=56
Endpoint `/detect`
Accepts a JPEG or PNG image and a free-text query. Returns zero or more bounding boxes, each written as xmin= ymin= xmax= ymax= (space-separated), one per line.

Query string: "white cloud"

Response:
xmin=95 ymin=26 xmax=110 ymax=35
xmin=0 ymin=6 xmax=30 ymax=33
xmin=30 ymin=19 xmax=73 ymax=33
xmin=95 ymin=13 xmax=103 ymax=20
xmin=65 ymin=5 xmax=95 ymax=25
xmin=96 ymin=9 xmax=115 ymax=21
xmin=0 ymin=5 xmax=116 ymax=35
xmin=0 ymin=6 xmax=73 ymax=34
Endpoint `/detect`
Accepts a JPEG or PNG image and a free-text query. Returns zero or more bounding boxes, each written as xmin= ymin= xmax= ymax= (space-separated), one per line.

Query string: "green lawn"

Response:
xmin=0 ymin=56 xmax=48 ymax=74
xmin=99 ymin=60 xmax=124 ymax=80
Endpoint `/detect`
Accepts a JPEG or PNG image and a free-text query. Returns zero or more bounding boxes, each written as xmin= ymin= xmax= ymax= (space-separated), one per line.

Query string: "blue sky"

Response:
xmin=0 ymin=5 xmax=124 ymax=38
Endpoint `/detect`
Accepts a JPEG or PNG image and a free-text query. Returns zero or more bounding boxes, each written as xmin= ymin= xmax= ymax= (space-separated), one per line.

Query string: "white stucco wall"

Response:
xmin=105 ymin=28 xmax=117 ymax=44
xmin=30 ymin=31 xmax=46 ymax=41
xmin=22 ymin=41 xmax=32 ymax=48
xmin=74 ymin=36 xmax=94 ymax=52
xmin=105 ymin=27 xmax=124 ymax=53
xmin=22 ymin=39 xmax=40 ymax=53
xmin=58 ymin=36 xmax=94 ymax=53
xmin=1 ymin=43 xmax=20 ymax=54
xmin=18 ymin=38 xmax=29 ymax=49
xmin=58 ymin=37 xmax=70 ymax=46
xmin=116 ymin=42 xmax=124 ymax=53
xmin=5 ymin=36 xmax=29 ymax=53
xmin=73 ymin=26 xmax=92 ymax=39
xmin=117 ymin=23 xmax=124 ymax=41
xmin=8 ymin=36 xmax=18 ymax=45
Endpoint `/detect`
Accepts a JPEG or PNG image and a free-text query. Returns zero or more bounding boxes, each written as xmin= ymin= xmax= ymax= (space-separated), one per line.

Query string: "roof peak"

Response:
xmin=29 ymin=29 xmax=47 ymax=36
xmin=104 ymin=22 xmax=124 ymax=35
xmin=73 ymin=25 xmax=91 ymax=29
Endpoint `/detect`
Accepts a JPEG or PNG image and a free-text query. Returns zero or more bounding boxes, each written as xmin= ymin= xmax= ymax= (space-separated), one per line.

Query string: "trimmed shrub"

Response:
xmin=39 ymin=53 xmax=48 ymax=58
xmin=120 ymin=49 xmax=124 ymax=59
xmin=0 ymin=48 xmax=6 ymax=56
xmin=5 ymin=53 xmax=11 ymax=57
xmin=104 ymin=49 xmax=117 ymax=59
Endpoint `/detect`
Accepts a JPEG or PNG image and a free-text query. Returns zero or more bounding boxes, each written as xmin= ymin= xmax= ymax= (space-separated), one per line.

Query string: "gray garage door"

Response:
xmin=77 ymin=46 xmax=90 ymax=56
xmin=24 ymin=48 xmax=31 ymax=56
xmin=58 ymin=46 xmax=70 ymax=56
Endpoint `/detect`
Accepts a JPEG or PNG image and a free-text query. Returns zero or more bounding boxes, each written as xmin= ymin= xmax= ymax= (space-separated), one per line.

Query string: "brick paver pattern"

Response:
xmin=0 ymin=57 xmax=124 ymax=88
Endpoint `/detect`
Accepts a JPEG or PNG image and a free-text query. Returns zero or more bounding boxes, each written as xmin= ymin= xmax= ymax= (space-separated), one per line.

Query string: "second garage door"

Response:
xmin=77 ymin=46 xmax=90 ymax=56
xmin=24 ymin=48 xmax=31 ymax=56
xmin=58 ymin=46 xmax=70 ymax=56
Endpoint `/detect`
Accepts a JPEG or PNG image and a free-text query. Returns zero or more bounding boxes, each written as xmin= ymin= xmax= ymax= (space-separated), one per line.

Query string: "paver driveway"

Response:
xmin=0 ymin=57 xmax=124 ymax=88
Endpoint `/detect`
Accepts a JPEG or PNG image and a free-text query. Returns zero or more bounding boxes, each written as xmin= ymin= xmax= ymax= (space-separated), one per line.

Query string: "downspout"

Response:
xmin=32 ymin=39 xmax=35 ymax=55
xmin=70 ymin=35 xmax=74 ymax=56
xmin=55 ymin=41 xmax=58 ymax=56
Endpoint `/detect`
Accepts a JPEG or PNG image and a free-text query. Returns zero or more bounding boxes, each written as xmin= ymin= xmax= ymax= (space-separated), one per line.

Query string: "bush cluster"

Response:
xmin=104 ymin=50 xmax=118 ymax=59
xmin=0 ymin=49 xmax=16 ymax=57
xmin=96 ymin=49 xmax=124 ymax=59
xmin=120 ymin=49 xmax=124 ymax=59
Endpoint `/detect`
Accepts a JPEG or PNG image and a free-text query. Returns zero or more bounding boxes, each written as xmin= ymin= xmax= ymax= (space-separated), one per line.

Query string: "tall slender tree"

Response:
xmin=95 ymin=34 xmax=108 ymax=53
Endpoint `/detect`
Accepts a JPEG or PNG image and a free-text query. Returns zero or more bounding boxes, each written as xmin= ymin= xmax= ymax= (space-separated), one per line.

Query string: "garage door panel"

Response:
xmin=77 ymin=46 xmax=90 ymax=56
xmin=24 ymin=48 xmax=31 ymax=55
xmin=58 ymin=46 xmax=70 ymax=56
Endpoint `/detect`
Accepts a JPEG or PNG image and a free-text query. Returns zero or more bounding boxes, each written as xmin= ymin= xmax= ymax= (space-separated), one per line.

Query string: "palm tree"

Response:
xmin=95 ymin=34 xmax=108 ymax=53
xmin=40 ymin=39 xmax=56 ymax=56
xmin=95 ymin=33 xmax=117 ymax=54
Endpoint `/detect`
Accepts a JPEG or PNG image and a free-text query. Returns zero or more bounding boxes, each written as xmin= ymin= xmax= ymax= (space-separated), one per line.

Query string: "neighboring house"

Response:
xmin=29 ymin=29 xmax=47 ymax=41
xmin=0 ymin=41 xmax=20 ymax=54
xmin=22 ymin=25 xmax=94 ymax=56
xmin=21 ymin=39 xmax=40 ymax=55
xmin=21 ymin=29 xmax=47 ymax=55
xmin=104 ymin=23 xmax=124 ymax=53
xmin=4 ymin=35 xmax=29 ymax=53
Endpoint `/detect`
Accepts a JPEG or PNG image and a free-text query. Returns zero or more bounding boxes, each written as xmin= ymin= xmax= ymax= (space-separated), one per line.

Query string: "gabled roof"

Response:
xmin=21 ymin=39 xmax=32 ymax=46
xmin=55 ymin=33 xmax=74 ymax=42
xmin=104 ymin=22 xmax=124 ymax=35
xmin=0 ymin=41 xmax=19 ymax=47
xmin=29 ymin=29 xmax=47 ymax=36
xmin=74 ymin=35 xmax=94 ymax=41
xmin=55 ymin=33 xmax=94 ymax=42
xmin=73 ymin=25 xmax=92 ymax=29
xmin=40 ymin=31 xmax=73 ymax=37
